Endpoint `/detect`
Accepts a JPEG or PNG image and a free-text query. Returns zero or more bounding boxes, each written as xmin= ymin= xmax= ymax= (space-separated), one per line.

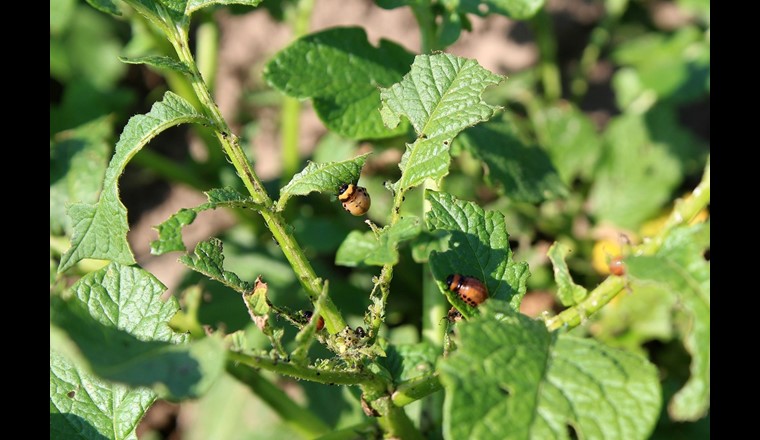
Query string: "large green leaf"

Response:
xmin=439 ymin=303 xmax=661 ymax=440
xmin=381 ymin=53 xmax=504 ymax=190
xmin=425 ymin=191 xmax=529 ymax=314
xmin=50 ymin=263 xmax=225 ymax=400
xmin=58 ymin=92 xmax=209 ymax=272
xmin=277 ymin=153 xmax=371 ymax=210
xmin=458 ymin=120 xmax=567 ymax=202
xmin=627 ymin=222 xmax=710 ymax=421
xmin=265 ymin=27 xmax=414 ymax=139
xmin=335 ymin=216 xmax=422 ymax=267
xmin=50 ymin=350 xmax=155 ymax=440
xmin=152 ymin=187 xmax=261 ymax=255
xmin=50 ymin=117 xmax=111 ymax=236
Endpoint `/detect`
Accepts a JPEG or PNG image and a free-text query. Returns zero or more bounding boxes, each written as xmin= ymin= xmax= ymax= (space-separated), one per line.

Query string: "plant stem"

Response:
xmin=169 ymin=26 xmax=346 ymax=332
xmin=392 ymin=373 xmax=443 ymax=407
xmin=228 ymin=351 xmax=384 ymax=387
xmin=280 ymin=0 xmax=314 ymax=185
xmin=375 ymin=397 xmax=425 ymax=440
xmin=227 ymin=362 xmax=330 ymax=437
xmin=531 ymin=8 xmax=562 ymax=101
xmin=411 ymin=0 xmax=435 ymax=53
xmin=545 ymin=159 xmax=710 ymax=331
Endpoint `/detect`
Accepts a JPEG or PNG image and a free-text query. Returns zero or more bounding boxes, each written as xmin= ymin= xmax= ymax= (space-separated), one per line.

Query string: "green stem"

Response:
xmin=531 ymin=8 xmax=562 ymax=101
xmin=411 ymin=1 xmax=436 ymax=53
xmin=570 ymin=0 xmax=629 ymax=102
xmin=196 ymin=19 xmax=219 ymax=92
xmin=545 ymin=159 xmax=710 ymax=331
xmin=281 ymin=97 xmax=301 ymax=184
xmin=227 ymin=362 xmax=330 ymax=438
xmin=228 ymin=351 xmax=384 ymax=387
xmin=375 ymin=397 xmax=425 ymax=440
xmin=169 ymin=26 xmax=346 ymax=333
xmin=392 ymin=374 xmax=443 ymax=407
xmin=280 ymin=0 xmax=314 ymax=185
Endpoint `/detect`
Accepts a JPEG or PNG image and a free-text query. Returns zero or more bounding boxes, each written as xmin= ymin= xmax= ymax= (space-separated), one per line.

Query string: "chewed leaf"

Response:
xmin=627 ymin=222 xmax=710 ymax=421
xmin=185 ymin=0 xmax=263 ymax=15
xmin=50 ymin=263 xmax=225 ymax=400
xmin=152 ymin=187 xmax=261 ymax=255
xmin=380 ymin=53 xmax=504 ymax=190
xmin=425 ymin=191 xmax=529 ymax=315
xmin=50 ymin=350 xmax=155 ymax=439
xmin=119 ymin=55 xmax=191 ymax=76
xmin=277 ymin=153 xmax=370 ymax=211
xmin=58 ymin=92 xmax=209 ymax=272
xmin=547 ymin=242 xmax=587 ymax=306
xmin=179 ymin=238 xmax=253 ymax=294
xmin=439 ymin=303 xmax=661 ymax=440
xmin=265 ymin=27 xmax=414 ymax=139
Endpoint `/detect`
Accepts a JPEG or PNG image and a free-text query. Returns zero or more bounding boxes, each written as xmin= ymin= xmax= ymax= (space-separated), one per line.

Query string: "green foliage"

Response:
xmin=58 ymin=92 xmax=209 ymax=272
xmin=51 ymin=0 xmax=709 ymax=438
xmin=439 ymin=303 xmax=661 ymax=440
xmin=380 ymin=53 xmax=504 ymax=190
xmin=547 ymin=242 xmax=587 ymax=306
xmin=627 ymin=222 xmax=710 ymax=421
xmin=426 ymin=191 xmax=529 ymax=314
xmin=278 ymin=153 xmax=371 ymax=210
xmin=265 ymin=27 xmax=415 ymax=139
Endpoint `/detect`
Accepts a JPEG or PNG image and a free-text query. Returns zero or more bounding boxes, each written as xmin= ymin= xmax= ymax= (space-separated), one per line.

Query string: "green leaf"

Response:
xmin=152 ymin=187 xmax=260 ymax=254
xmin=277 ymin=153 xmax=371 ymax=210
xmin=185 ymin=0 xmax=263 ymax=15
xmin=458 ymin=0 xmax=546 ymax=19
xmin=119 ymin=55 xmax=191 ymax=76
xmin=425 ymin=191 xmax=529 ymax=315
xmin=439 ymin=303 xmax=661 ymax=440
xmin=382 ymin=342 xmax=439 ymax=383
xmin=411 ymin=230 xmax=449 ymax=263
xmin=264 ymin=27 xmax=414 ymax=139
xmin=50 ymin=263 xmax=225 ymax=399
xmin=51 ymin=0 xmax=77 ymax=35
xmin=587 ymin=114 xmax=683 ymax=230
xmin=51 ymin=6 xmax=128 ymax=89
xmin=50 ymin=117 xmax=111 ymax=236
xmin=180 ymin=238 xmax=253 ymax=294
xmin=547 ymin=242 xmax=587 ymax=306
xmin=458 ymin=120 xmax=567 ymax=202
xmin=534 ymin=103 xmax=602 ymax=184
xmin=58 ymin=91 xmax=209 ymax=272
xmin=335 ymin=216 xmax=422 ymax=266
xmin=611 ymin=27 xmax=709 ymax=105
xmin=380 ymin=53 xmax=504 ymax=190
xmin=50 ymin=350 xmax=155 ymax=440
xmin=85 ymin=0 xmax=121 ymax=16
xmin=627 ymin=222 xmax=710 ymax=421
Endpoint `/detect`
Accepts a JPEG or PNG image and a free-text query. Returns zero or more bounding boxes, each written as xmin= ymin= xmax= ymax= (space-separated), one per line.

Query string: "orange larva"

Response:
xmin=609 ymin=256 xmax=625 ymax=276
xmin=446 ymin=274 xmax=488 ymax=307
xmin=338 ymin=183 xmax=371 ymax=216
xmin=303 ymin=310 xmax=325 ymax=331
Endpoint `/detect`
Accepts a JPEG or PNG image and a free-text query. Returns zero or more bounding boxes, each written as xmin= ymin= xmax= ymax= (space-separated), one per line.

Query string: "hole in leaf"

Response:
xmin=567 ymin=424 xmax=579 ymax=440
xmin=498 ymin=384 xmax=511 ymax=397
xmin=67 ymin=390 xmax=76 ymax=398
